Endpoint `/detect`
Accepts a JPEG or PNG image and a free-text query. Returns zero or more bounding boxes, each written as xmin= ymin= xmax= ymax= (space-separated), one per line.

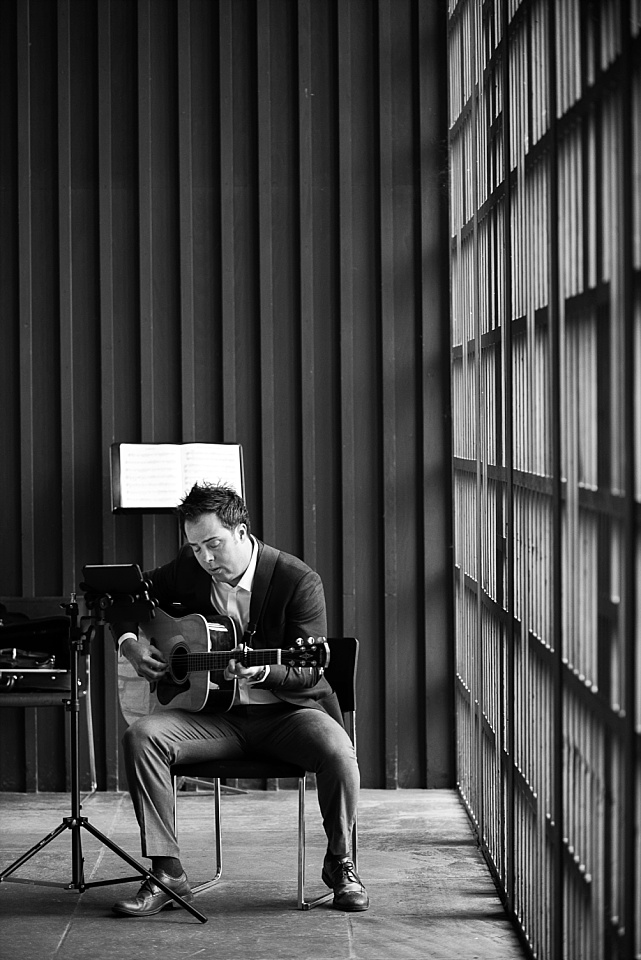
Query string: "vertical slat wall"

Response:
xmin=0 ymin=1 xmax=452 ymax=794
xmin=448 ymin=2 xmax=640 ymax=960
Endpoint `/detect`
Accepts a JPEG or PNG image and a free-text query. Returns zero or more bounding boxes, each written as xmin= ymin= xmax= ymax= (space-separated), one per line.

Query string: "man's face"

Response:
xmin=184 ymin=512 xmax=252 ymax=586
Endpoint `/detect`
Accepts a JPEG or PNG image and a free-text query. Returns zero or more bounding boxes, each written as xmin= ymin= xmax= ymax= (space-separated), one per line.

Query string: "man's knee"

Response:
xmin=122 ymin=715 xmax=159 ymax=757
xmin=317 ymin=742 xmax=359 ymax=782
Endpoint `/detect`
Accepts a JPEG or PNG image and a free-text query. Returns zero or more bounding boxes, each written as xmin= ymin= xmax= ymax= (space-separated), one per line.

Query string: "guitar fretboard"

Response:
xmin=169 ymin=648 xmax=285 ymax=673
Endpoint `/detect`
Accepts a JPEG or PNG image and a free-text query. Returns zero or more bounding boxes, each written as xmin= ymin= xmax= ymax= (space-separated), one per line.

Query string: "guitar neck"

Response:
xmin=183 ymin=648 xmax=287 ymax=674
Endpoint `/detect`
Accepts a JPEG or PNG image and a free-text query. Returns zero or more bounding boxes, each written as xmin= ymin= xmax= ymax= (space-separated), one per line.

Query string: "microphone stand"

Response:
xmin=0 ymin=592 xmax=207 ymax=924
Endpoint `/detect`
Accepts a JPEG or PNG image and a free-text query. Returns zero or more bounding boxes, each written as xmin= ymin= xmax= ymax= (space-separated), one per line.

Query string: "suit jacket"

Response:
xmin=117 ymin=539 xmax=342 ymax=724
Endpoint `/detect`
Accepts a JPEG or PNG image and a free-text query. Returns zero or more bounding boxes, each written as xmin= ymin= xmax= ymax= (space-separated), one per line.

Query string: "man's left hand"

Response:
xmin=223 ymin=645 xmax=264 ymax=681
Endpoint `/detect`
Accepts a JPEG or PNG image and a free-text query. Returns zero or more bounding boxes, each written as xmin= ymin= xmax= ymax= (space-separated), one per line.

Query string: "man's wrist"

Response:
xmin=117 ymin=632 xmax=139 ymax=658
xmin=248 ymin=665 xmax=270 ymax=684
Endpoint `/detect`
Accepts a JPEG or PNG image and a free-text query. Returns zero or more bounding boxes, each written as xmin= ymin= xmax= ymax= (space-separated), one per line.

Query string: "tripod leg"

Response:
xmin=0 ymin=820 xmax=69 ymax=882
xmin=71 ymin=820 xmax=86 ymax=890
xmin=79 ymin=820 xmax=208 ymax=924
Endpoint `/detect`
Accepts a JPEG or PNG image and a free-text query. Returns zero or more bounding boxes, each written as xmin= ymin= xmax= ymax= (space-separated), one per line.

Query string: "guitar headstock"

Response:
xmin=283 ymin=637 xmax=330 ymax=669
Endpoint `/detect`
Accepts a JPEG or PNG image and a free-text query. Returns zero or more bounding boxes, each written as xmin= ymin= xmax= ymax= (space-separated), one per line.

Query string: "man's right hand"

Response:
xmin=121 ymin=638 xmax=168 ymax=682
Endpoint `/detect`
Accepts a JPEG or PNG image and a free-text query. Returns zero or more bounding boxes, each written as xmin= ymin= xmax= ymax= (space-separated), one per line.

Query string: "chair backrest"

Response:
xmin=324 ymin=638 xmax=358 ymax=741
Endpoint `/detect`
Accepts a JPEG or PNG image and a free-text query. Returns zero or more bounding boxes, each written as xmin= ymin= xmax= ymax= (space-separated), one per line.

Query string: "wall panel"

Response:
xmin=448 ymin=1 xmax=640 ymax=958
xmin=0 ymin=0 xmax=451 ymax=794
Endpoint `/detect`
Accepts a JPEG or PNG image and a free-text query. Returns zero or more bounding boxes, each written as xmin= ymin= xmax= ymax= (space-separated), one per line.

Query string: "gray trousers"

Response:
xmin=122 ymin=702 xmax=360 ymax=860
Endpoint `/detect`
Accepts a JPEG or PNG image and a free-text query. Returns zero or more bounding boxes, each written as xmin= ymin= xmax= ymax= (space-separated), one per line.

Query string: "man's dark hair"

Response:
xmin=177 ymin=483 xmax=251 ymax=534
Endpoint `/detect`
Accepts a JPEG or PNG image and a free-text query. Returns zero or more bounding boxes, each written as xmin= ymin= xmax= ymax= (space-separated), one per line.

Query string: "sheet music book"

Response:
xmin=110 ymin=442 xmax=244 ymax=511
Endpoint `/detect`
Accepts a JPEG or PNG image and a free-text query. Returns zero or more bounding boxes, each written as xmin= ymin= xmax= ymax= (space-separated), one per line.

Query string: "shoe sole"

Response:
xmin=332 ymin=901 xmax=370 ymax=912
xmin=168 ymin=895 xmax=196 ymax=911
xmin=112 ymin=894 xmax=195 ymax=917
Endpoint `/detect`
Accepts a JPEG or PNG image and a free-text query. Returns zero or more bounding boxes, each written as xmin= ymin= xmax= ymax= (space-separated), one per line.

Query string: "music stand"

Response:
xmin=0 ymin=586 xmax=207 ymax=924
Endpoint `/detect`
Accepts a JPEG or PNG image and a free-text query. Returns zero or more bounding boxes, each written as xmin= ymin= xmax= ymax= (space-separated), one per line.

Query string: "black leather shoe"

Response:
xmin=322 ymin=855 xmax=369 ymax=912
xmin=112 ymin=870 xmax=193 ymax=917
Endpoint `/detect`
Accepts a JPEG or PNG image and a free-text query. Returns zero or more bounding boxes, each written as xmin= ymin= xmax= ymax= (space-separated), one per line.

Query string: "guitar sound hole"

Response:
xmin=170 ymin=644 xmax=189 ymax=683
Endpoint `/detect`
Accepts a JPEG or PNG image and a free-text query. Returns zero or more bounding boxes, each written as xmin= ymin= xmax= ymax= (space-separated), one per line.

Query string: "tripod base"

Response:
xmin=0 ymin=815 xmax=207 ymax=923
xmin=0 ymin=597 xmax=206 ymax=921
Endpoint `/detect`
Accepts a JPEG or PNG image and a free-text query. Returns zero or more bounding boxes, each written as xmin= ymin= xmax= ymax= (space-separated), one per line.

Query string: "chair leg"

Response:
xmin=297 ymin=775 xmax=305 ymax=909
xmin=173 ymin=776 xmax=223 ymax=896
xmin=192 ymin=777 xmax=223 ymax=895
xmin=299 ymin=812 xmax=358 ymax=911
xmin=298 ymin=775 xmax=334 ymax=910
xmin=172 ymin=775 xmax=179 ymax=836
xmin=352 ymin=816 xmax=358 ymax=870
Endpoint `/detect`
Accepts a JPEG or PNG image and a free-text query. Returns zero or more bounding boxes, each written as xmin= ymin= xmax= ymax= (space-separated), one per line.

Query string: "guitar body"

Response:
xmin=117 ymin=609 xmax=238 ymax=725
xmin=117 ymin=609 xmax=329 ymax=725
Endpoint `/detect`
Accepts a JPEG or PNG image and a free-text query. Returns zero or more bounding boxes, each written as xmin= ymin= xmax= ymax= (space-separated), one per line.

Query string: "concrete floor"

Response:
xmin=0 ymin=789 xmax=527 ymax=960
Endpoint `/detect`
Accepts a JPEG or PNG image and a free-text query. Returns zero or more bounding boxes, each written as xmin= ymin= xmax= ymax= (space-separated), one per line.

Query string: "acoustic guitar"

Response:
xmin=117 ymin=608 xmax=330 ymax=724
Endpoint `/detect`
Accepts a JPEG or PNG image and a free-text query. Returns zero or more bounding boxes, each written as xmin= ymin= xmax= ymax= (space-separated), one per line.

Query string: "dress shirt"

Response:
xmin=210 ymin=537 xmax=279 ymax=705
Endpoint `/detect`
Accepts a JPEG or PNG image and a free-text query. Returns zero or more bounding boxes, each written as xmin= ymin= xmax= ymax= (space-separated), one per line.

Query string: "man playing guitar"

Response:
xmin=111 ymin=483 xmax=369 ymax=917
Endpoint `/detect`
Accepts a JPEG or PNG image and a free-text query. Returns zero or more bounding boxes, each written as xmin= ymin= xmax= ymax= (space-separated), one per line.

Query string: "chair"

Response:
xmin=170 ymin=637 xmax=359 ymax=910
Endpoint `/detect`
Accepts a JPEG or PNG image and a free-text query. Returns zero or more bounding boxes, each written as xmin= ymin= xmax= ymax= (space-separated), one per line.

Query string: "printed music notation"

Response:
xmin=110 ymin=442 xmax=244 ymax=511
